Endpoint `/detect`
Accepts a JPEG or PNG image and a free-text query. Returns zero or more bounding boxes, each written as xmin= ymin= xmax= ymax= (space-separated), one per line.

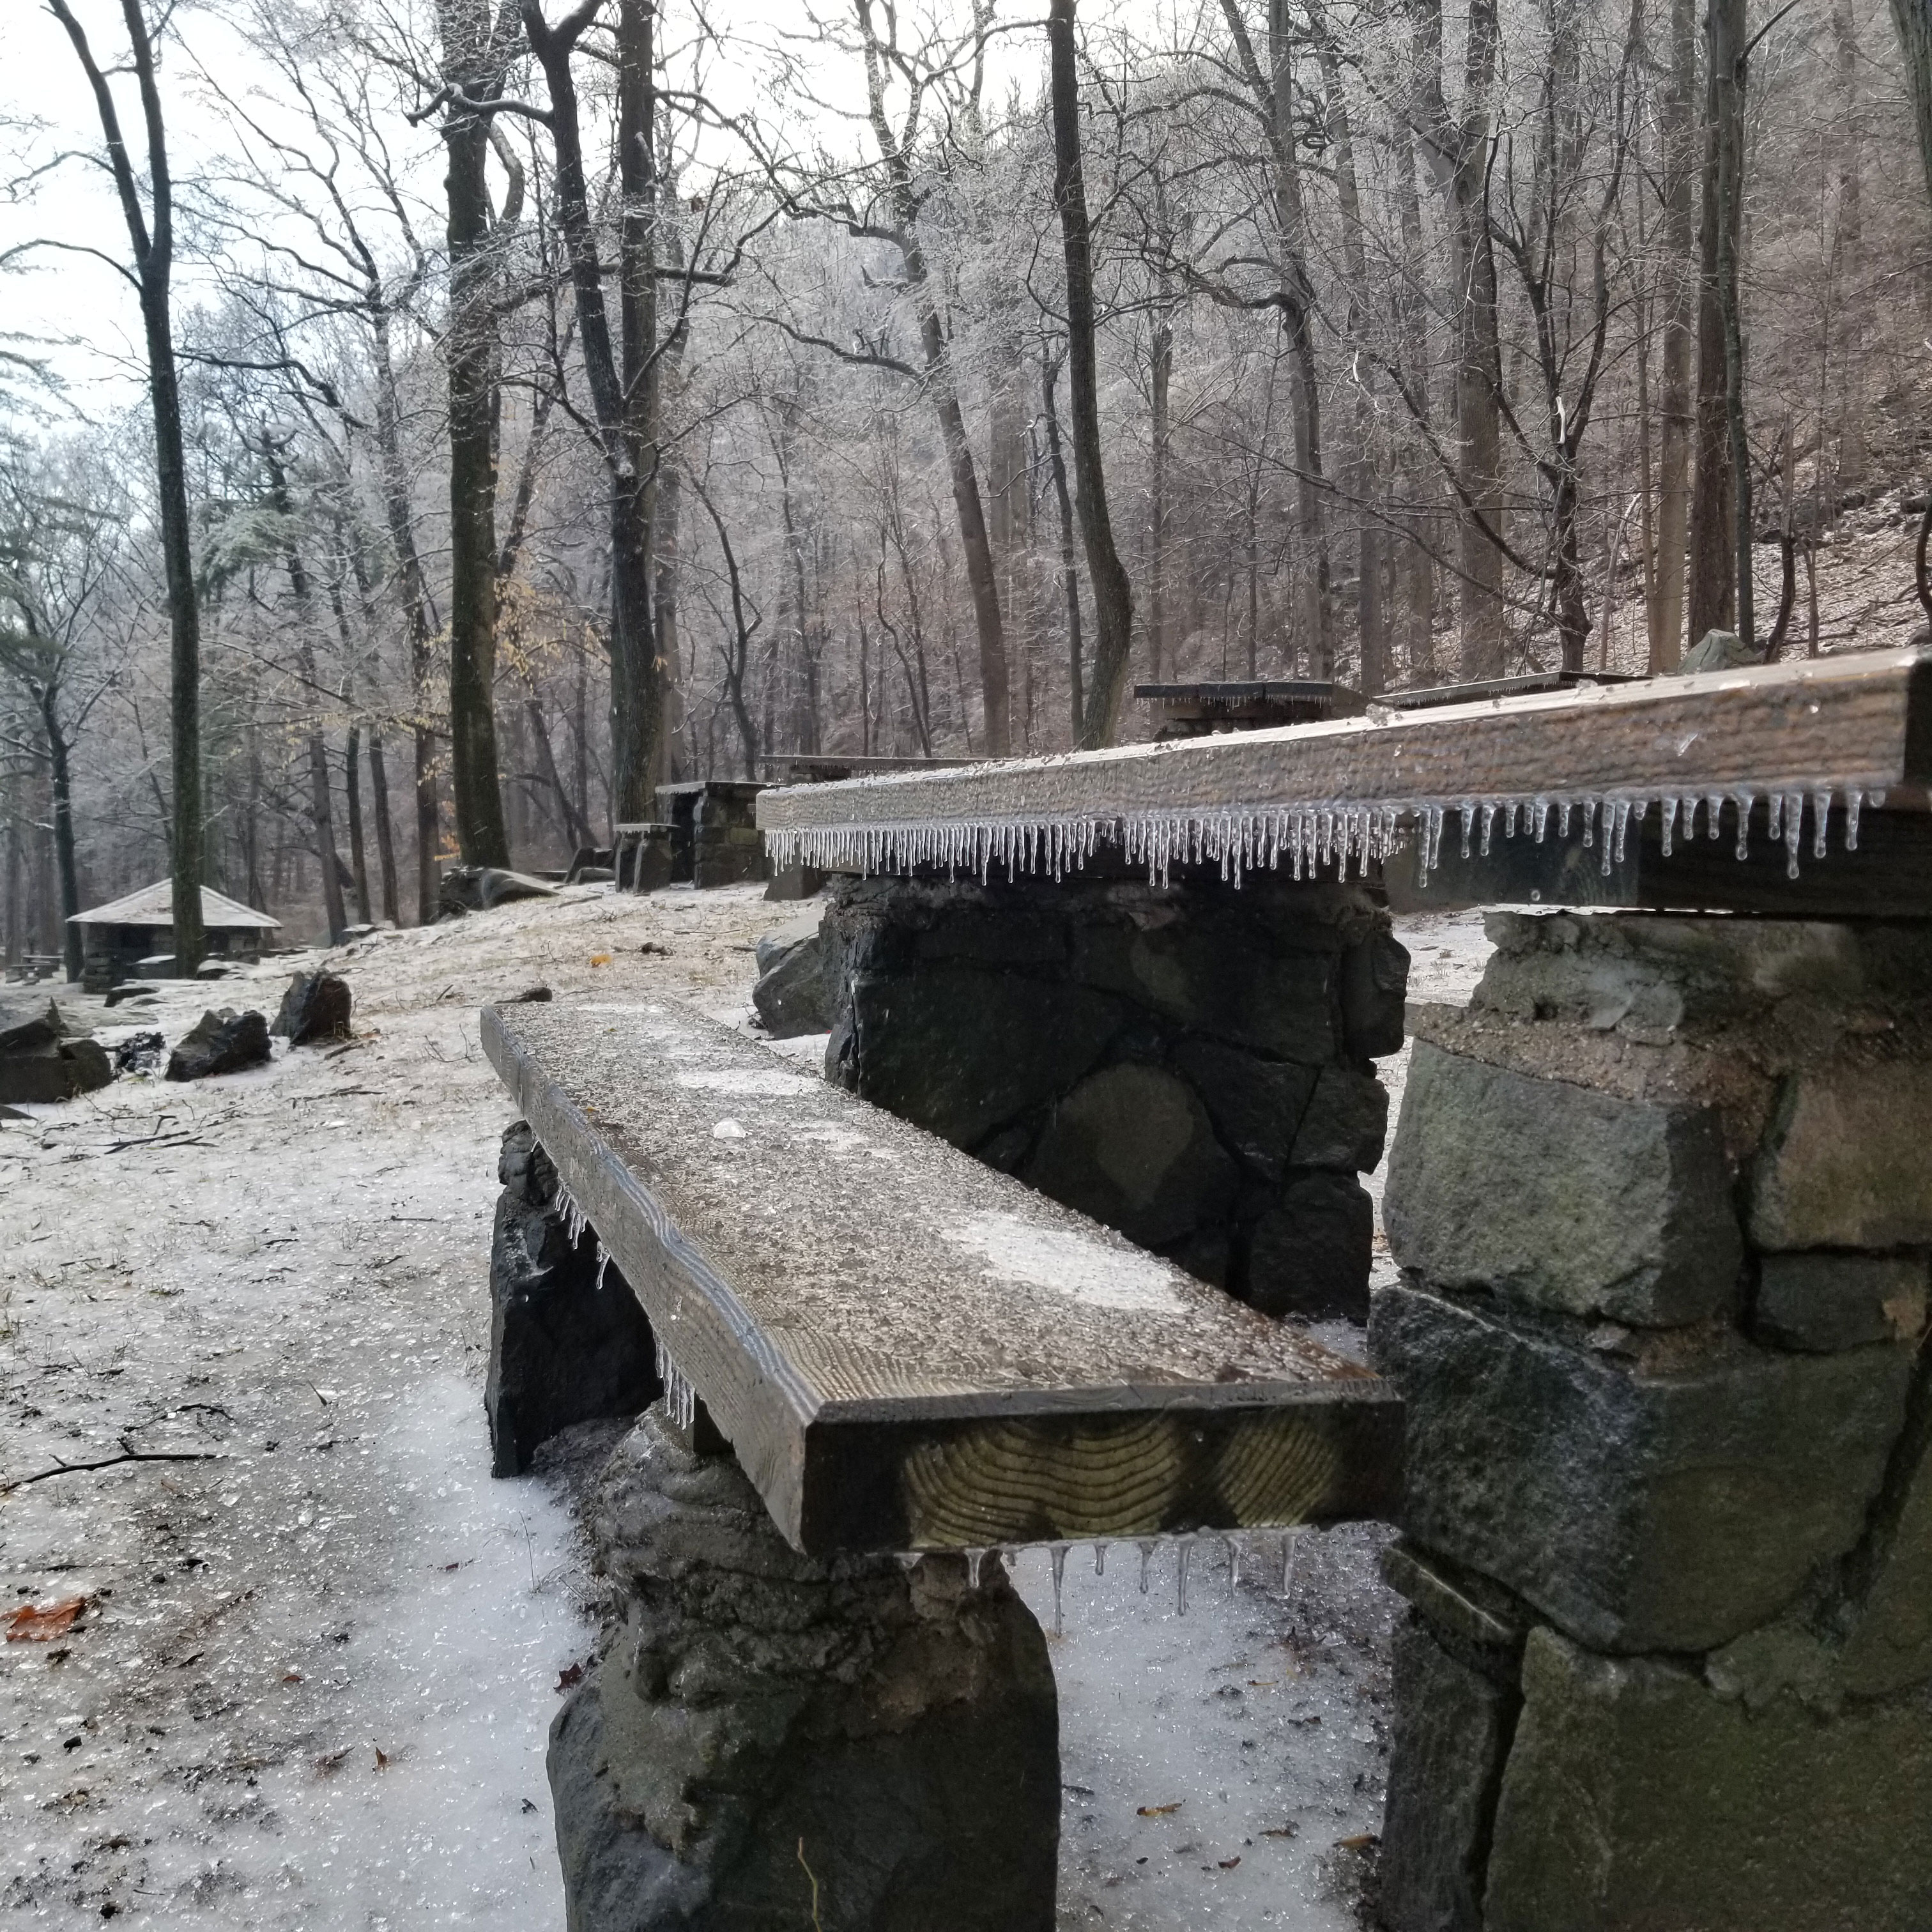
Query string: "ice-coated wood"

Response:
xmin=756 ymin=648 xmax=1932 ymax=875
xmin=481 ymin=998 xmax=1399 ymax=1556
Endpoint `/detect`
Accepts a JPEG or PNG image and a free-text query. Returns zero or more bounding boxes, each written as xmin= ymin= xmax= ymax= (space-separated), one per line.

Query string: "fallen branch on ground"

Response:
xmin=1 ymin=1446 xmax=219 ymax=1496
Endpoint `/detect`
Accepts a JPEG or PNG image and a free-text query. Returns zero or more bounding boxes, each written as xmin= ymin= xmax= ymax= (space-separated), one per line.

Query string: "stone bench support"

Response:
xmin=818 ymin=870 xmax=1409 ymax=1321
xmin=1372 ymin=911 xmax=1932 ymax=1931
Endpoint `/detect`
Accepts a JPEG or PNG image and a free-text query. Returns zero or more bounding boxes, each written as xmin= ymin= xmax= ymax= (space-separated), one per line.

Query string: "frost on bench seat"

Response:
xmin=480 ymin=995 xmax=1400 ymax=1556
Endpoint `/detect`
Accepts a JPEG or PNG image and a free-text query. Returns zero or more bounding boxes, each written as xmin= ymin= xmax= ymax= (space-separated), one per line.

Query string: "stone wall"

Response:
xmin=1372 ymin=912 xmax=1932 ymax=1931
xmin=550 ymin=1407 xmax=1061 ymax=1931
xmin=818 ymin=870 xmax=1409 ymax=1321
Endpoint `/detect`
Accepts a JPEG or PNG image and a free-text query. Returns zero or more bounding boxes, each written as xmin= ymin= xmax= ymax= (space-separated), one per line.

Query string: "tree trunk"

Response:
xmin=1650 ymin=0 xmax=1698 ymax=669
xmin=41 ymin=700 xmax=81 ymax=981
xmin=367 ymin=729 xmax=400 ymax=925
xmin=1710 ymin=0 xmax=1753 ymax=648
xmin=1042 ymin=349 xmax=1085 ymax=737
xmin=51 ymin=1 xmax=206 ymax=970
xmin=1832 ymin=0 xmax=1866 ymax=493
xmin=345 ymin=724 xmax=372 ymax=924
xmin=1890 ymin=0 xmax=1932 ymax=204
xmin=1149 ymin=307 xmax=1172 ymax=686
xmin=1688 ymin=0 xmax=1744 ymax=645
xmin=1050 ymin=0 xmax=1137 ymax=747
xmin=443 ymin=84 xmax=511 ymax=866
xmin=1392 ymin=105 xmax=1436 ymax=682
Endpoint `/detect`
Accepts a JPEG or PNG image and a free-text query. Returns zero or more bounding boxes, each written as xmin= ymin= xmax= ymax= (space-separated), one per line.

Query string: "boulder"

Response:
xmin=751 ymin=926 xmax=832 ymax=1039
xmin=437 ymin=865 xmax=560 ymax=918
xmin=1171 ymin=1038 xmax=1317 ymax=1184
xmin=487 ymin=1121 xmax=661 ymax=1476
xmin=272 ymin=971 xmax=352 ymax=1046
xmin=0 ymin=999 xmax=113 ymax=1103
xmin=1483 ymin=1627 xmax=1932 ymax=1932
xmin=550 ymin=1409 xmax=1060 ymax=1932
xmin=1384 ymin=1041 xmax=1744 ymax=1327
xmin=165 ymin=1008 xmax=272 ymax=1082
xmin=1370 ymin=1284 xmax=1915 ymax=1653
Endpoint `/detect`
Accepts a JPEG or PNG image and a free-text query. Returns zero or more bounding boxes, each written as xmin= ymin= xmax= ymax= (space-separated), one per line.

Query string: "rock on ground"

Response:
xmin=165 ymin=1006 xmax=272 ymax=1081
xmin=273 ymin=971 xmax=353 ymax=1046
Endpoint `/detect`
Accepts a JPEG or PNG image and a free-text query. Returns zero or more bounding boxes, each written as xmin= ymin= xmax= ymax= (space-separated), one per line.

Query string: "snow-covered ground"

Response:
xmin=1 ymin=882 xmax=1491 ymax=1930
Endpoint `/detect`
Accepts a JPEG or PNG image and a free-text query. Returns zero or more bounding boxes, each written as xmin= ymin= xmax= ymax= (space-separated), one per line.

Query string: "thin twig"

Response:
xmin=1 ymin=1448 xmax=217 ymax=1496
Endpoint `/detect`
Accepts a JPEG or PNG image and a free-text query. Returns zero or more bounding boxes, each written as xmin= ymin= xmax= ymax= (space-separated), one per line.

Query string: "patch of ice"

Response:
xmin=712 ymin=1119 xmax=747 ymax=1139
xmin=944 ymin=1211 xmax=1192 ymax=1314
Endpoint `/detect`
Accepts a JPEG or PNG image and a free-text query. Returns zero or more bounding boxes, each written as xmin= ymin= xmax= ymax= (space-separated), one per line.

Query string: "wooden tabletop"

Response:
xmin=482 ymin=997 xmax=1400 ymax=1555
xmin=757 ymin=648 xmax=1932 ymax=888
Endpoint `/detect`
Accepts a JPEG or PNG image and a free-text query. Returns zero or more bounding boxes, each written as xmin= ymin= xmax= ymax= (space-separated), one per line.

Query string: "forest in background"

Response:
xmin=4 ymin=0 xmax=1931 ymax=960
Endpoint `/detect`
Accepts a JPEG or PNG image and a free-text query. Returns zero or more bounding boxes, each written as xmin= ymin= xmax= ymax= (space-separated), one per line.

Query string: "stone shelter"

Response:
xmin=69 ymin=880 xmax=282 ymax=992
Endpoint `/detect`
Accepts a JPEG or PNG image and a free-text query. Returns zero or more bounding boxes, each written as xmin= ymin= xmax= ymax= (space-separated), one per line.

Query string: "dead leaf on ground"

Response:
xmin=638 ymin=942 xmax=670 ymax=956
xmin=1218 ymin=1856 xmax=1241 ymax=1870
xmin=1333 ymin=1832 xmax=1380 ymax=1853
xmin=374 ymin=1746 xmax=390 ymax=1770
xmin=6 ymin=1597 xmax=86 ymax=1643
xmin=1136 ymin=1802 xmax=1183 ymax=1817
xmin=589 ymin=953 xmax=613 ymax=967
xmin=556 ymin=1662 xmax=584 ymax=1691
xmin=280 ymin=1671 xmax=302 ymax=1684
xmin=314 ymin=1749 xmax=349 ymax=1777
xmin=1261 ymin=1825 xmax=1298 ymax=1839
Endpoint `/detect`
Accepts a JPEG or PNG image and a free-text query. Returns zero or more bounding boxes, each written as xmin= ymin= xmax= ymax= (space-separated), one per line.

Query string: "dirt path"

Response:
xmin=2 ymin=884 xmax=1491 ymax=1930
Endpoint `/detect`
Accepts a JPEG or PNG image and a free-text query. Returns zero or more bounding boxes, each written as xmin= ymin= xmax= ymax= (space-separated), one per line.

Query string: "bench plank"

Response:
xmin=756 ymin=647 xmax=1932 ymax=893
xmin=482 ymin=997 xmax=1399 ymax=1555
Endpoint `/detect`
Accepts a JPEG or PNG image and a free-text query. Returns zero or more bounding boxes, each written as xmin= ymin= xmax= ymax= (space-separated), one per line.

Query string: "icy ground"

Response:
xmin=1 ymin=884 xmax=1491 ymax=1929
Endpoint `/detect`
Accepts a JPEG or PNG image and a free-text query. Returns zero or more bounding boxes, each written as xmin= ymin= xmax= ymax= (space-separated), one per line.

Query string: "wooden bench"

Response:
xmin=482 ymin=995 xmax=1399 ymax=1556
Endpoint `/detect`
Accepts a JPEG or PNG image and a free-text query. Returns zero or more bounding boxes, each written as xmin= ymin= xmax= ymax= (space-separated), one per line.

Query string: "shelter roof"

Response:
xmin=70 ymin=881 xmax=282 ymax=931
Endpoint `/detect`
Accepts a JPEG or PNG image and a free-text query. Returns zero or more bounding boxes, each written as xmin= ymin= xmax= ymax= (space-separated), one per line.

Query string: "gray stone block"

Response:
xmin=1291 ymin=1063 xmax=1389 ymax=1172
xmin=1368 ymin=1285 xmax=1914 ymax=1652
xmin=1023 ymin=1061 xmax=1237 ymax=1250
xmin=1384 ymin=1041 xmax=1743 ymax=1326
xmin=1340 ymin=927 xmax=1409 ymax=1057
xmin=1171 ymin=1036 xmax=1317 ymax=1183
xmin=838 ymin=965 xmax=1124 ymax=1149
xmin=1751 ymin=1062 xmax=1932 ymax=1250
xmin=1243 ymin=1171 xmax=1374 ymax=1321
xmin=164 ymin=1008 xmax=271 ymax=1081
xmin=1484 ymin=1626 xmax=1932 ymax=1932
xmin=1379 ymin=1612 xmax=1518 ymax=1932
xmin=1842 ymin=1392 xmax=1932 ymax=1698
xmin=552 ymin=1411 xmax=1059 ymax=1931
xmin=1754 ymin=1252 xmax=1929 ymax=1353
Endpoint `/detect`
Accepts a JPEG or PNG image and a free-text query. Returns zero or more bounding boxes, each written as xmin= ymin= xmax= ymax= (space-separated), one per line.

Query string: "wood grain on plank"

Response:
xmin=756 ymin=648 xmax=1932 ymax=838
xmin=481 ymin=998 xmax=1400 ymax=1554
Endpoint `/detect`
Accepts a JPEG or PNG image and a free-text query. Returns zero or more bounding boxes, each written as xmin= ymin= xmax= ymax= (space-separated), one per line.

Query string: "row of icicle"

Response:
xmin=763 ymin=785 xmax=1882 ymax=889
xmin=900 ymin=1529 xmax=1312 ymax=1636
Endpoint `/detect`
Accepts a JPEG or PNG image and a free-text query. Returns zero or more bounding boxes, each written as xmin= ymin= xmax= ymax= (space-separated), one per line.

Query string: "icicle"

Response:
xmin=1846 ymin=790 xmax=1864 ymax=852
xmin=1662 ymin=797 xmax=1678 ymax=857
xmin=1813 ymin=787 xmax=1832 ymax=859
xmin=1093 ymin=1542 xmax=1108 ymax=1577
xmin=1705 ymin=792 xmax=1724 ymax=840
xmin=1137 ymin=1539 xmax=1159 ymax=1596
xmin=1560 ymin=800 xmax=1574 ymax=839
xmin=554 ymin=1177 xmax=589 ymax=1249
xmin=1281 ymin=1529 xmax=1305 ymax=1601
xmin=965 ymin=1547 xmax=987 ymax=1590
xmin=1049 ymin=1543 xmax=1070 ymax=1636
xmin=1783 ymin=790 xmax=1805 ymax=880
xmin=1480 ymin=802 xmax=1495 ymax=857
xmin=1734 ymin=792 xmax=1755 ymax=861
xmin=1460 ymin=805 xmax=1475 ymax=860
xmin=1768 ymin=793 xmax=1784 ymax=842
xmin=1176 ymin=1538 xmax=1195 ymax=1617
xmin=594 ymin=1243 xmax=612 ymax=1294
xmin=1535 ymin=797 xmax=1551 ymax=843
xmin=896 ymin=1552 xmax=923 ymax=1572
xmin=1229 ymin=1531 xmax=1249 ymax=1590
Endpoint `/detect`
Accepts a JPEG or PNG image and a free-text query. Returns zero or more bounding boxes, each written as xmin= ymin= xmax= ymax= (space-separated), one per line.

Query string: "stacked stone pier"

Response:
xmin=1374 ymin=912 xmax=1932 ymax=1931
